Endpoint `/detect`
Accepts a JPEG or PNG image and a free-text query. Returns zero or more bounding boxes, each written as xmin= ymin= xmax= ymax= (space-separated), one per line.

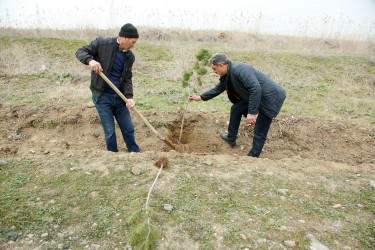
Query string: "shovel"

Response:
xmin=98 ymin=72 xmax=176 ymax=150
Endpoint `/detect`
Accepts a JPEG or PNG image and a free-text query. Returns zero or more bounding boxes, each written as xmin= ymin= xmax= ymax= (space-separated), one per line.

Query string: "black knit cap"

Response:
xmin=119 ymin=23 xmax=139 ymax=38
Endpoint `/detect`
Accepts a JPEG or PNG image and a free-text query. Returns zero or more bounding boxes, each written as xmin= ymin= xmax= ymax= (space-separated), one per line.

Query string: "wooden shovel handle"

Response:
xmin=98 ymin=72 xmax=176 ymax=150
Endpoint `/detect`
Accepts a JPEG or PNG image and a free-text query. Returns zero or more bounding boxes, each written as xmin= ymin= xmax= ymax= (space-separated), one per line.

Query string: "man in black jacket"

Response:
xmin=189 ymin=53 xmax=286 ymax=157
xmin=76 ymin=23 xmax=140 ymax=152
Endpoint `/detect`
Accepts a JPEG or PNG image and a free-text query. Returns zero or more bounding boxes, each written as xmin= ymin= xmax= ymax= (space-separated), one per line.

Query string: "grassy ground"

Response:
xmin=1 ymin=155 xmax=374 ymax=249
xmin=0 ymin=29 xmax=375 ymax=249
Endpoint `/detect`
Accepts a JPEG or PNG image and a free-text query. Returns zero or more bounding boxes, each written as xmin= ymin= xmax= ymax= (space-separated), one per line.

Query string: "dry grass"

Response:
xmin=1 ymin=27 xmax=374 ymax=58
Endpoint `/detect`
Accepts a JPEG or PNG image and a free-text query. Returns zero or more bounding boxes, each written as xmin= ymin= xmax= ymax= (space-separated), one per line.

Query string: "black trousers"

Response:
xmin=227 ymin=100 xmax=273 ymax=157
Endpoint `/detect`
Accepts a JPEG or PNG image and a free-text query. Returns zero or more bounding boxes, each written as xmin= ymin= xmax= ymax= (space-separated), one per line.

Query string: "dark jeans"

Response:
xmin=92 ymin=93 xmax=140 ymax=152
xmin=228 ymin=100 xmax=273 ymax=157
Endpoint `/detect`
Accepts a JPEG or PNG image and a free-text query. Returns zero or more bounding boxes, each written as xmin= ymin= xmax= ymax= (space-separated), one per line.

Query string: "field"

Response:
xmin=0 ymin=28 xmax=375 ymax=249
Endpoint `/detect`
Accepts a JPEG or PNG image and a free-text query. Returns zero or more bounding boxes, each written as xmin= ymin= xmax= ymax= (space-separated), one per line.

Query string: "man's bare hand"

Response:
xmin=246 ymin=114 xmax=257 ymax=125
xmin=89 ymin=60 xmax=103 ymax=73
xmin=126 ymin=98 xmax=135 ymax=111
xmin=188 ymin=94 xmax=202 ymax=102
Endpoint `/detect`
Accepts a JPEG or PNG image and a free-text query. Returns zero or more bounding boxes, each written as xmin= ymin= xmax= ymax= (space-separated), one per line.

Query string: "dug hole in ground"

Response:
xmin=1 ymin=103 xmax=374 ymax=166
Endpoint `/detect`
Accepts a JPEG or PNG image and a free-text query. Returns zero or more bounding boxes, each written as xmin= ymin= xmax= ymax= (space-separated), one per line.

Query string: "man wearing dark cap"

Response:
xmin=76 ymin=23 xmax=140 ymax=152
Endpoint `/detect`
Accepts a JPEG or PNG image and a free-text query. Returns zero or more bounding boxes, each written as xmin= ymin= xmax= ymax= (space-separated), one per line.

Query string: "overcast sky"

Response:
xmin=1 ymin=0 xmax=375 ymax=40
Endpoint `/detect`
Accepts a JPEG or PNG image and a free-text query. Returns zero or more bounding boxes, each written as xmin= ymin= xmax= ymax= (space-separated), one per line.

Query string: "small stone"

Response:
xmin=86 ymin=101 xmax=95 ymax=108
xmin=131 ymin=167 xmax=142 ymax=176
xmin=10 ymin=232 xmax=18 ymax=241
xmin=41 ymin=233 xmax=48 ymax=238
xmin=333 ymin=204 xmax=342 ymax=209
xmin=163 ymin=204 xmax=173 ymax=211
xmin=284 ymin=240 xmax=296 ymax=247
xmin=240 ymin=233 xmax=247 ymax=240
xmin=0 ymin=159 xmax=7 ymax=165
xmin=30 ymin=149 xmax=36 ymax=154
xmin=277 ymin=189 xmax=288 ymax=196
xmin=257 ymin=238 xmax=267 ymax=243
xmin=44 ymin=150 xmax=50 ymax=154
xmin=268 ymin=218 xmax=275 ymax=225
xmin=370 ymin=180 xmax=375 ymax=189
xmin=92 ymin=223 xmax=98 ymax=228
xmin=357 ymin=204 xmax=364 ymax=208
xmin=280 ymin=226 xmax=288 ymax=231
xmin=307 ymin=234 xmax=329 ymax=250
xmin=203 ymin=161 xmax=213 ymax=166
xmin=58 ymin=244 xmax=64 ymax=249
xmin=81 ymin=240 xmax=89 ymax=245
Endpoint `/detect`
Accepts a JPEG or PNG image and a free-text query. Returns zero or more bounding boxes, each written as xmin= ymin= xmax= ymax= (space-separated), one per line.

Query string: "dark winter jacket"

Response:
xmin=75 ymin=36 xmax=135 ymax=98
xmin=201 ymin=61 xmax=286 ymax=118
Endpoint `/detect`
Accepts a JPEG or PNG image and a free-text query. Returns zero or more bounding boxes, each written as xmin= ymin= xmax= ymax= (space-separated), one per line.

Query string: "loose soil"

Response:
xmin=1 ymin=104 xmax=374 ymax=167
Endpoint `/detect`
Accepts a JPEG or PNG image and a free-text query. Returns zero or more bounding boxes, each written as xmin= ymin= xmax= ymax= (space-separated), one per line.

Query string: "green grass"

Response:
xmin=1 ymin=153 xmax=375 ymax=249
xmin=0 ymin=158 xmax=150 ymax=248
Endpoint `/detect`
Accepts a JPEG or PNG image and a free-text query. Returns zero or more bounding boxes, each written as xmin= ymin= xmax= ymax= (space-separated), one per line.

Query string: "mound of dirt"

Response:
xmin=1 ymin=104 xmax=374 ymax=166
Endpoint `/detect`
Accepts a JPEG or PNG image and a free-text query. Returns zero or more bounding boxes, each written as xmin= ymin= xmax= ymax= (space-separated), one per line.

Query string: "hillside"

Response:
xmin=0 ymin=29 xmax=375 ymax=249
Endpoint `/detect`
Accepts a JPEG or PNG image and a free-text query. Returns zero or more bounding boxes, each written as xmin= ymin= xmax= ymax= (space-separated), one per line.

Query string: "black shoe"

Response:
xmin=220 ymin=133 xmax=236 ymax=147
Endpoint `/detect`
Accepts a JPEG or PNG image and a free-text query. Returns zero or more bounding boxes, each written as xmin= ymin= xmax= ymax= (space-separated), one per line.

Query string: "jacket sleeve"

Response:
xmin=75 ymin=37 xmax=100 ymax=65
xmin=200 ymin=81 xmax=226 ymax=101
xmin=238 ymin=67 xmax=261 ymax=115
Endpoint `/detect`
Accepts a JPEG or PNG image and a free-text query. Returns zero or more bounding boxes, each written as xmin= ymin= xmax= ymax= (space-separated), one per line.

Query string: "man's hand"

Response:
xmin=188 ymin=94 xmax=202 ymax=102
xmin=126 ymin=98 xmax=135 ymax=111
xmin=246 ymin=114 xmax=257 ymax=125
xmin=89 ymin=60 xmax=103 ymax=73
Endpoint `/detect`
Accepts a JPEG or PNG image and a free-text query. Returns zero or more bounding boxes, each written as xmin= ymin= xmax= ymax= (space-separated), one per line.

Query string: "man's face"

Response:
xmin=211 ymin=63 xmax=228 ymax=76
xmin=119 ymin=37 xmax=138 ymax=51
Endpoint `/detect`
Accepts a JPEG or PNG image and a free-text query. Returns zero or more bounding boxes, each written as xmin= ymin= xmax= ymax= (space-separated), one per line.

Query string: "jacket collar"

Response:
xmin=220 ymin=61 xmax=232 ymax=83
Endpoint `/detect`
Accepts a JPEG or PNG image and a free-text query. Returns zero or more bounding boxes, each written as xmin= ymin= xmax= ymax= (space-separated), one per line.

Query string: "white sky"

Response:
xmin=1 ymin=0 xmax=375 ymax=40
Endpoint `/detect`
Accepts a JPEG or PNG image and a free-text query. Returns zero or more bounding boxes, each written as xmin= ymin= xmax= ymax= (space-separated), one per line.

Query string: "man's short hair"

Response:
xmin=209 ymin=53 xmax=229 ymax=65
